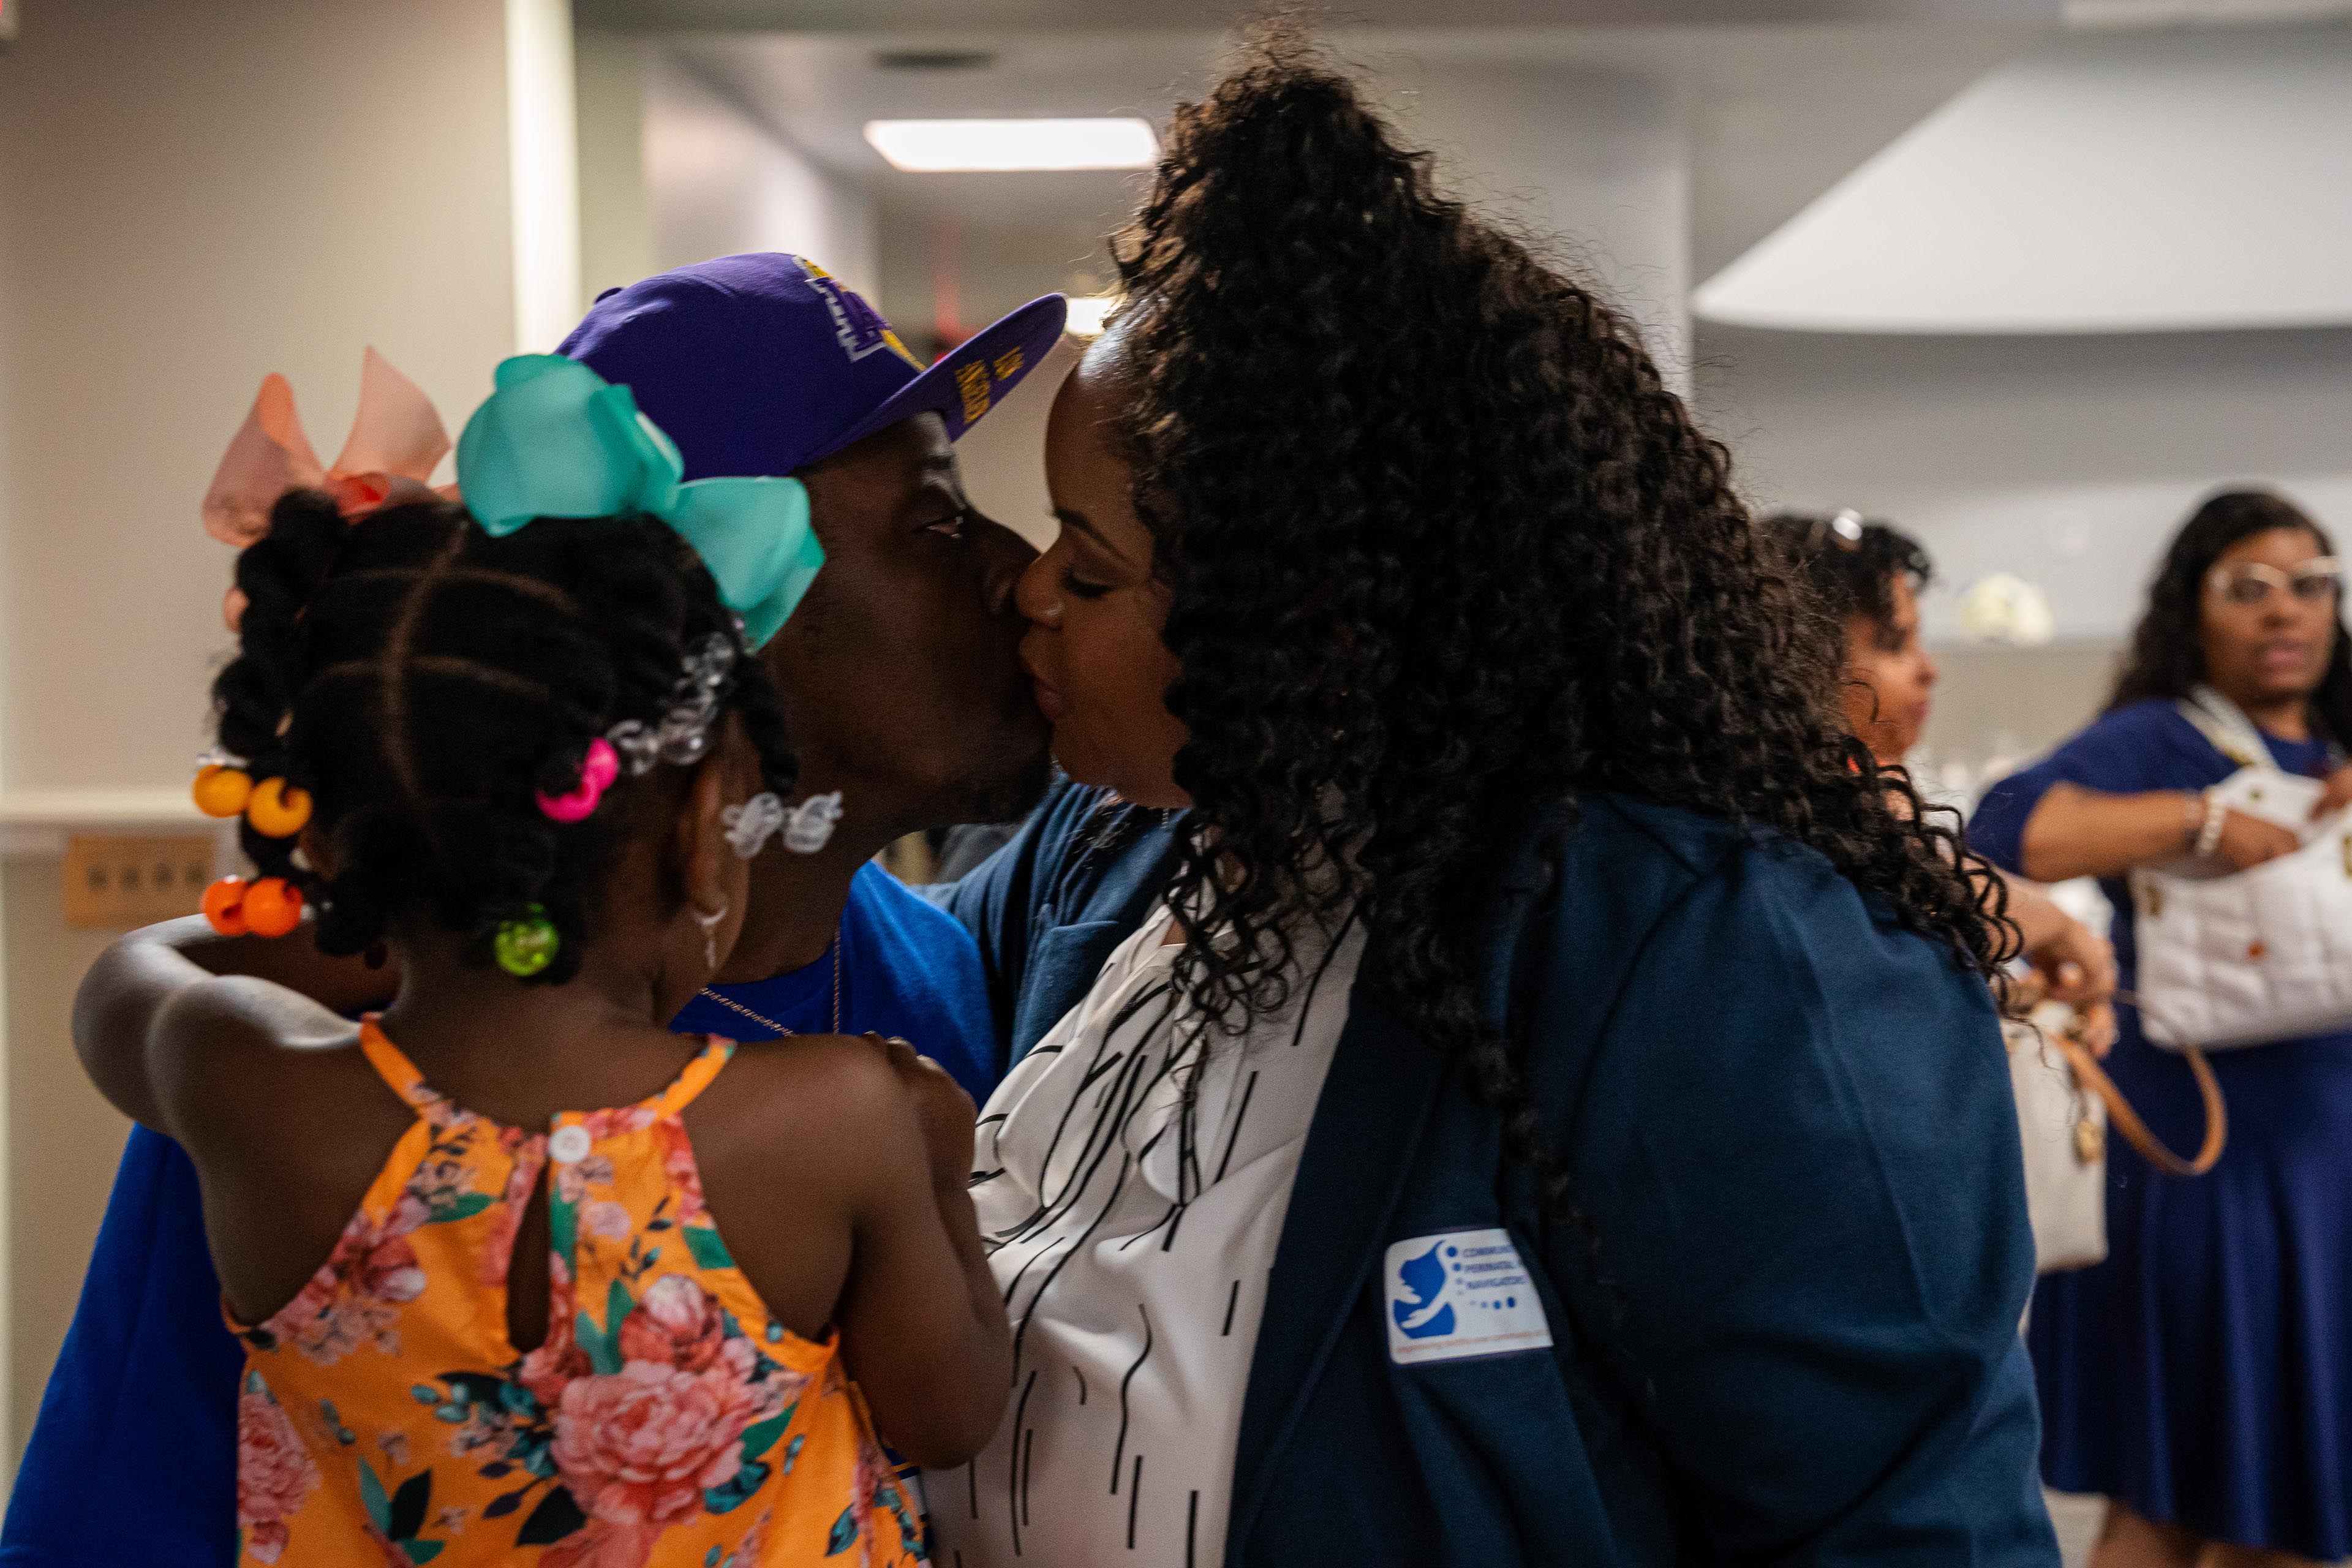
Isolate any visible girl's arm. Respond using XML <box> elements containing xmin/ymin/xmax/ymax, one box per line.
<box><xmin>692</xmin><ymin>1033</ymin><xmax>1012</xmax><ymax>1466</ymax></box>
<box><xmin>74</xmin><ymin>916</ymin><xmax>360</xmax><ymax>1133</ymax></box>
<box><xmin>2018</xmin><ymin>782</ymin><xmax>2301</xmax><ymax>881</ymax></box>
<box><xmin>829</xmin><ymin>1038</ymin><xmax>1013</xmax><ymax>1467</ymax></box>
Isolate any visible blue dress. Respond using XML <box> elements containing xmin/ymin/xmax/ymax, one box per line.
<box><xmin>1972</xmin><ymin>698</ymin><xmax>2352</xmax><ymax>1557</ymax></box>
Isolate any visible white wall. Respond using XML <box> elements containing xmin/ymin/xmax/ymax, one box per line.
<box><xmin>1395</xmin><ymin>62</ymin><xmax>1691</xmax><ymax>390</ymax></box>
<box><xmin>0</xmin><ymin>0</ymin><xmax>520</xmax><ymax>801</ymax></box>
<box><xmin>643</xmin><ymin>50</ymin><xmax>878</xmax><ymax>295</ymax></box>
<box><xmin>1698</xmin><ymin>324</ymin><xmax>2352</xmax><ymax>644</ymax></box>
<box><xmin>578</xmin><ymin>31</ymin><xmax>657</xmax><ymax>304</ymax></box>
<box><xmin>0</xmin><ymin>0</ymin><xmax>548</xmax><ymax>1476</ymax></box>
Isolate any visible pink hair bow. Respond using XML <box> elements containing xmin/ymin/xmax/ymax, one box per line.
<box><xmin>204</xmin><ymin>347</ymin><xmax>454</xmax><ymax>630</ymax></box>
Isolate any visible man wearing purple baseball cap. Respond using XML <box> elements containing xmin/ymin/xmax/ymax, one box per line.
<box><xmin>1</xmin><ymin>255</ymin><xmax>1066</xmax><ymax>1568</ymax></box>
<box><xmin>562</xmin><ymin>254</ymin><xmax>1066</xmax><ymax>1069</ymax></box>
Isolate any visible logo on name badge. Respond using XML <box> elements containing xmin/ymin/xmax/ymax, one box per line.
<box><xmin>1383</xmin><ymin>1227</ymin><xmax>1553</xmax><ymax>1366</ymax></box>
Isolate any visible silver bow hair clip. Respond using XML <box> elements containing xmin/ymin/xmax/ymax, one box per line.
<box><xmin>723</xmin><ymin>790</ymin><xmax>844</xmax><ymax>858</ymax></box>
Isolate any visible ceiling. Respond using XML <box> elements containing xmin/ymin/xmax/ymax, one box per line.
<box><xmin>1693</xmin><ymin>20</ymin><xmax>2352</xmax><ymax>330</ymax></box>
<box><xmin>633</xmin><ymin>0</ymin><xmax>2352</xmax><ymax>334</ymax></box>
<box><xmin>664</xmin><ymin>21</ymin><xmax>2048</xmax><ymax>297</ymax></box>
<box><xmin>587</xmin><ymin>0</ymin><xmax>2060</xmax><ymax>29</ymax></box>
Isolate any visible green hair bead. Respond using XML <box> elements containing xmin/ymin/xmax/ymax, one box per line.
<box><xmin>494</xmin><ymin>905</ymin><xmax>560</xmax><ymax>978</ymax></box>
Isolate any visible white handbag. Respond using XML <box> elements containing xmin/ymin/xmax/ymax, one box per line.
<box><xmin>2007</xmin><ymin>1006</ymin><xmax>2108</xmax><ymax>1273</ymax></box>
<box><xmin>2008</xmin><ymin>1000</ymin><xmax>2226</xmax><ymax>1274</ymax></box>
<box><xmin>2127</xmin><ymin>687</ymin><xmax>2352</xmax><ymax>1052</ymax></box>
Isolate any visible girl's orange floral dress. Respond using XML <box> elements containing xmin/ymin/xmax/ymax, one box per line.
<box><xmin>231</xmin><ymin>1020</ymin><xmax>924</xmax><ymax>1568</ymax></box>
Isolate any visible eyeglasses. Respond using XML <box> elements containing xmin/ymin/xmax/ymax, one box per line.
<box><xmin>2206</xmin><ymin>556</ymin><xmax>2344</xmax><ymax>608</ymax></box>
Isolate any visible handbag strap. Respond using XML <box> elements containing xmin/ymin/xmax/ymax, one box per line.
<box><xmin>2180</xmin><ymin>685</ymin><xmax>2281</xmax><ymax>772</ymax></box>
<box><xmin>2049</xmin><ymin>1000</ymin><xmax>2227</xmax><ymax>1178</ymax></box>
<box><xmin>2180</xmin><ymin>684</ymin><xmax>2349</xmax><ymax>773</ymax></box>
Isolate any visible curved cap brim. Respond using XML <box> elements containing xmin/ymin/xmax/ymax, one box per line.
<box><xmin>813</xmin><ymin>293</ymin><xmax>1069</xmax><ymax>462</ymax></box>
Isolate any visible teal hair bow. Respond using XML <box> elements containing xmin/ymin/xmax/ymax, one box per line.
<box><xmin>453</xmin><ymin>355</ymin><xmax>823</xmax><ymax>649</ymax></box>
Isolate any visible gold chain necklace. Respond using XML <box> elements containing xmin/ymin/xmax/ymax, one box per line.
<box><xmin>698</xmin><ymin>933</ymin><xmax>843</xmax><ymax>1036</ymax></box>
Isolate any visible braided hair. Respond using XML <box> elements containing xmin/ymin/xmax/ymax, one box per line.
<box><xmin>1104</xmin><ymin>34</ymin><xmax>2013</xmax><ymax>1251</ymax></box>
<box><xmin>213</xmin><ymin>490</ymin><xmax>797</xmax><ymax>984</ymax></box>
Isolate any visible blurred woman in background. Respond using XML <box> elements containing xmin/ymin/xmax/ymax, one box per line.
<box><xmin>1971</xmin><ymin>489</ymin><xmax>2352</xmax><ymax>1568</ymax></box>
<box><xmin>1762</xmin><ymin>510</ymin><xmax>2117</xmax><ymax>1042</ymax></box>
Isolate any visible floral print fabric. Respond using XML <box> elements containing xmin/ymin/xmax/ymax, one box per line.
<box><xmin>230</xmin><ymin>1020</ymin><xmax>922</xmax><ymax>1567</ymax></box>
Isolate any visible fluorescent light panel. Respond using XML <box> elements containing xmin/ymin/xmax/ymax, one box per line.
<box><xmin>864</xmin><ymin>118</ymin><xmax>1158</xmax><ymax>173</ymax></box>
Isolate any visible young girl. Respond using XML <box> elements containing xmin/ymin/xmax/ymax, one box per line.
<box><xmin>75</xmin><ymin>360</ymin><xmax>1010</xmax><ymax>1566</ymax></box>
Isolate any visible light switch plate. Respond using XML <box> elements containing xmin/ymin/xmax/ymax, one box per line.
<box><xmin>62</xmin><ymin>834</ymin><xmax>217</xmax><ymax>930</ymax></box>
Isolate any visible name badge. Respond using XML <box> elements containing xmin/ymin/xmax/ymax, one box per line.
<box><xmin>1383</xmin><ymin>1227</ymin><xmax>1554</xmax><ymax>1366</ymax></box>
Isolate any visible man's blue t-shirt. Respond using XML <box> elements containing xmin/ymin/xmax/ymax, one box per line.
<box><xmin>0</xmin><ymin>862</ymin><xmax>993</xmax><ymax>1568</ymax></box>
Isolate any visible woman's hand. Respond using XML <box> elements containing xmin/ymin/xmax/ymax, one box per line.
<box><xmin>2026</xmin><ymin>932</ymin><xmax>2119</xmax><ymax>1059</ymax></box>
<box><xmin>2213</xmin><ymin>808</ymin><xmax>2301</xmax><ymax>871</ymax></box>
<box><xmin>2313</xmin><ymin>763</ymin><xmax>2352</xmax><ymax>821</ymax></box>
<box><xmin>2000</xmin><ymin>877</ymin><xmax>2119</xmax><ymax>1057</ymax></box>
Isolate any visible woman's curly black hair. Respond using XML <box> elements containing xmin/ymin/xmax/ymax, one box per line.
<box><xmin>2107</xmin><ymin>488</ymin><xmax>2351</xmax><ymax>743</ymax></box>
<box><xmin>213</xmin><ymin>491</ymin><xmax>796</xmax><ymax>984</ymax></box>
<box><xmin>1104</xmin><ymin>32</ymin><xmax>2013</xmax><ymax>1240</ymax></box>
<box><xmin>1758</xmin><ymin>511</ymin><xmax>1934</xmax><ymax>637</ymax></box>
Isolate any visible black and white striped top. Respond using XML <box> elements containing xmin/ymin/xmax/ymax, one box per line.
<box><xmin>929</xmin><ymin>902</ymin><xmax>1365</xmax><ymax>1568</ymax></box>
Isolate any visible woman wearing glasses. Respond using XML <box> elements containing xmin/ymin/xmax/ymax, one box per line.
<box><xmin>1972</xmin><ymin>489</ymin><xmax>2352</xmax><ymax>1568</ymax></box>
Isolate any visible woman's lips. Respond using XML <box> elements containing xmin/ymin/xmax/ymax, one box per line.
<box><xmin>1026</xmin><ymin>668</ymin><xmax>1066</xmax><ymax>723</ymax></box>
<box><xmin>2260</xmin><ymin>641</ymin><xmax>2313</xmax><ymax>673</ymax></box>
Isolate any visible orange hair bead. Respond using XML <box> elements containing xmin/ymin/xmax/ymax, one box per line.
<box><xmin>244</xmin><ymin>778</ymin><xmax>312</xmax><ymax>839</ymax></box>
<box><xmin>191</xmin><ymin>765</ymin><xmax>252</xmax><ymax>818</ymax></box>
<box><xmin>241</xmin><ymin>877</ymin><xmax>304</xmax><ymax>938</ymax></box>
<box><xmin>201</xmin><ymin>876</ymin><xmax>250</xmax><ymax>937</ymax></box>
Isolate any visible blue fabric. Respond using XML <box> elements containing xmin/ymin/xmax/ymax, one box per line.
<box><xmin>670</xmin><ymin>862</ymin><xmax>998</xmax><ymax>1104</ymax></box>
<box><xmin>939</xmin><ymin>779</ymin><xmax>2056</xmax><ymax>1567</ymax></box>
<box><xmin>1973</xmin><ymin>698</ymin><xmax>2352</xmax><ymax>1557</ymax></box>
<box><xmin>0</xmin><ymin>861</ymin><xmax>993</xmax><ymax>1568</ymax></box>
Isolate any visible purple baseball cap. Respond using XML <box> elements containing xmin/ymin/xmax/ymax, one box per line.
<box><xmin>557</xmin><ymin>253</ymin><xmax>1066</xmax><ymax>482</ymax></box>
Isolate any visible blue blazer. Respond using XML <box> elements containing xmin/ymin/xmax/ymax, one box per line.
<box><xmin>939</xmin><ymin>781</ymin><xmax>2057</xmax><ymax>1567</ymax></box>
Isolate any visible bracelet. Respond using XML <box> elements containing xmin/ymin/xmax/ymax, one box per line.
<box><xmin>2193</xmin><ymin>790</ymin><xmax>2228</xmax><ymax>858</ymax></box>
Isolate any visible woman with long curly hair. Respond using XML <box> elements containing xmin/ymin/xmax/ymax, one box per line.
<box><xmin>1972</xmin><ymin>490</ymin><xmax>2352</xmax><ymax>1568</ymax></box>
<box><xmin>932</xmin><ymin>34</ymin><xmax>2056</xmax><ymax>1567</ymax></box>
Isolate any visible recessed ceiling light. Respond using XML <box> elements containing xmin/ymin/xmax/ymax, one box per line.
<box><xmin>863</xmin><ymin>118</ymin><xmax>1159</xmax><ymax>173</ymax></box>
<box><xmin>1065</xmin><ymin>296</ymin><xmax>1118</xmax><ymax>337</ymax></box>
<box><xmin>872</xmin><ymin>49</ymin><xmax>997</xmax><ymax>72</ymax></box>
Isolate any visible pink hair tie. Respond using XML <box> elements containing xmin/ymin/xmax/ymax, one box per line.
<box><xmin>537</xmin><ymin>738</ymin><xmax>619</xmax><ymax>823</ymax></box>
